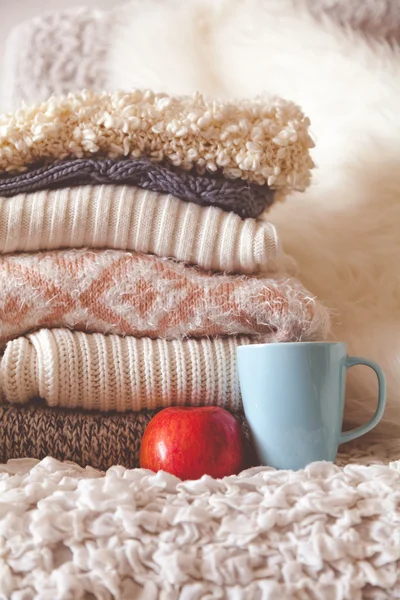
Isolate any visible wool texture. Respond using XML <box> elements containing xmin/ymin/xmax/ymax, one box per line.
<box><xmin>0</xmin><ymin>249</ymin><xmax>329</xmax><ymax>347</ymax></box>
<box><xmin>0</xmin><ymin>89</ymin><xmax>314</xmax><ymax>190</ymax></box>
<box><xmin>0</xmin><ymin>157</ymin><xmax>274</xmax><ymax>219</ymax></box>
<box><xmin>0</xmin><ymin>329</ymin><xmax>250</xmax><ymax>411</ymax></box>
<box><xmin>0</xmin><ymin>185</ymin><xmax>282</xmax><ymax>274</ymax></box>
<box><xmin>0</xmin><ymin>403</ymin><xmax>155</xmax><ymax>470</ymax></box>
<box><xmin>0</xmin><ymin>402</ymin><xmax>252</xmax><ymax>470</ymax></box>
<box><xmin>2</xmin><ymin>455</ymin><xmax>400</xmax><ymax>599</ymax></box>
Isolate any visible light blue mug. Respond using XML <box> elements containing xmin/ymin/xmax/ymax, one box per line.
<box><xmin>236</xmin><ymin>342</ymin><xmax>386</xmax><ymax>470</ymax></box>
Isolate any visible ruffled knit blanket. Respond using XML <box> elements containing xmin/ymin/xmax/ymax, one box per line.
<box><xmin>1</xmin><ymin>454</ymin><xmax>400</xmax><ymax>599</ymax></box>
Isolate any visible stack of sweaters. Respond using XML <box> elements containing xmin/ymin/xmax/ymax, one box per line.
<box><xmin>0</xmin><ymin>89</ymin><xmax>330</xmax><ymax>470</ymax></box>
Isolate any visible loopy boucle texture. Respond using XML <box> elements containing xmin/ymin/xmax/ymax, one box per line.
<box><xmin>0</xmin><ymin>89</ymin><xmax>315</xmax><ymax>190</ymax></box>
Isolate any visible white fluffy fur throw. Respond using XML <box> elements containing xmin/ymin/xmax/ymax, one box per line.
<box><xmin>104</xmin><ymin>0</ymin><xmax>400</xmax><ymax>435</ymax></box>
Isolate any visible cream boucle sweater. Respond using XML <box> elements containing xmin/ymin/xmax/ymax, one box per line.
<box><xmin>0</xmin><ymin>185</ymin><xmax>281</xmax><ymax>274</ymax></box>
<box><xmin>0</xmin><ymin>329</ymin><xmax>250</xmax><ymax>411</ymax></box>
<box><xmin>0</xmin><ymin>89</ymin><xmax>314</xmax><ymax>191</ymax></box>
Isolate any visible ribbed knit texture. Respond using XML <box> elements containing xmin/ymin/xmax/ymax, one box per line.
<box><xmin>0</xmin><ymin>89</ymin><xmax>314</xmax><ymax>190</ymax></box>
<box><xmin>0</xmin><ymin>249</ymin><xmax>330</xmax><ymax>347</ymax></box>
<box><xmin>0</xmin><ymin>403</ymin><xmax>251</xmax><ymax>470</ymax></box>
<box><xmin>0</xmin><ymin>185</ymin><xmax>281</xmax><ymax>274</ymax></box>
<box><xmin>0</xmin><ymin>330</ymin><xmax>250</xmax><ymax>411</ymax></box>
<box><xmin>0</xmin><ymin>158</ymin><xmax>274</xmax><ymax>219</ymax></box>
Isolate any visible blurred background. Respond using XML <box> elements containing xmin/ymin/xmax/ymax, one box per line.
<box><xmin>0</xmin><ymin>0</ymin><xmax>121</xmax><ymax>87</ymax></box>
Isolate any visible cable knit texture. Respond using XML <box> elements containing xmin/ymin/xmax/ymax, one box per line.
<box><xmin>0</xmin><ymin>330</ymin><xmax>250</xmax><ymax>411</ymax></box>
<box><xmin>0</xmin><ymin>185</ymin><xmax>282</xmax><ymax>274</ymax></box>
<box><xmin>0</xmin><ymin>157</ymin><xmax>275</xmax><ymax>218</ymax></box>
<box><xmin>0</xmin><ymin>89</ymin><xmax>314</xmax><ymax>190</ymax></box>
<box><xmin>0</xmin><ymin>249</ymin><xmax>329</xmax><ymax>347</ymax></box>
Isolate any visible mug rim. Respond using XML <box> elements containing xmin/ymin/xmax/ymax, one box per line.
<box><xmin>237</xmin><ymin>341</ymin><xmax>346</xmax><ymax>351</ymax></box>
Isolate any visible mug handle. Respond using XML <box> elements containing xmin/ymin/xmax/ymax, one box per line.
<box><xmin>339</xmin><ymin>356</ymin><xmax>386</xmax><ymax>444</ymax></box>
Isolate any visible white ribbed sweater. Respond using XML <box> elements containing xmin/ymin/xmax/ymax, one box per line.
<box><xmin>0</xmin><ymin>185</ymin><xmax>282</xmax><ymax>274</ymax></box>
<box><xmin>0</xmin><ymin>329</ymin><xmax>250</xmax><ymax>412</ymax></box>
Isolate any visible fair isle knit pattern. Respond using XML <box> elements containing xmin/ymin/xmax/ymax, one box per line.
<box><xmin>0</xmin><ymin>89</ymin><xmax>314</xmax><ymax>190</ymax></box>
<box><xmin>0</xmin><ymin>330</ymin><xmax>251</xmax><ymax>411</ymax></box>
<box><xmin>0</xmin><ymin>185</ymin><xmax>281</xmax><ymax>274</ymax></box>
<box><xmin>0</xmin><ymin>158</ymin><xmax>274</xmax><ymax>219</ymax></box>
<box><xmin>0</xmin><ymin>249</ymin><xmax>330</xmax><ymax>347</ymax></box>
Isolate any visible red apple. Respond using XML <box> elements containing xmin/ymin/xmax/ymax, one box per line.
<box><xmin>139</xmin><ymin>406</ymin><xmax>245</xmax><ymax>480</ymax></box>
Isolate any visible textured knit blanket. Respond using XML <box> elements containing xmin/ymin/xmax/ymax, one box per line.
<box><xmin>0</xmin><ymin>89</ymin><xmax>314</xmax><ymax>191</ymax></box>
<box><xmin>1</xmin><ymin>454</ymin><xmax>400</xmax><ymax>598</ymax></box>
<box><xmin>0</xmin><ymin>157</ymin><xmax>275</xmax><ymax>218</ymax></box>
<box><xmin>0</xmin><ymin>249</ymin><xmax>329</xmax><ymax>347</ymax></box>
<box><xmin>0</xmin><ymin>185</ymin><xmax>282</xmax><ymax>274</ymax></box>
<box><xmin>0</xmin><ymin>329</ymin><xmax>249</xmax><ymax>411</ymax></box>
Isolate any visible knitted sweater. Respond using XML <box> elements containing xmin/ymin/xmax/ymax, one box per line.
<box><xmin>0</xmin><ymin>249</ymin><xmax>330</xmax><ymax>346</ymax></box>
<box><xmin>0</xmin><ymin>185</ymin><xmax>282</xmax><ymax>274</ymax></box>
<box><xmin>0</xmin><ymin>403</ymin><xmax>156</xmax><ymax>471</ymax></box>
<box><xmin>0</xmin><ymin>329</ymin><xmax>250</xmax><ymax>411</ymax></box>
<box><xmin>0</xmin><ymin>89</ymin><xmax>314</xmax><ymax>190</ymax></box>
<box><xmin>0</xmin><ymin>403</ymin><xmax>250</xmax><ymax>471</ymax></box>
<box><xmin>0</xmin><ymin>157</ymin><xmax>274</xmax><ymax>219</ymax></box>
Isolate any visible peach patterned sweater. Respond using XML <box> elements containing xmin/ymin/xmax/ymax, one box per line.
<box><xmin>0</xmin><ymin>248</ymin><xmax>329</xmax><ymax>348</ymax></box>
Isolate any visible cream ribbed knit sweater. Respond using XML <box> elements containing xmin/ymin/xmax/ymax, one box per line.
<box><xmin>0</xmin><ymin>185</ymin><xmax>281</xmax><ymax>274</ymax></box>
<box><xmin>0</xmin><ymin>329</ymin><xmax>250</xmax><ymax>412</ymax></box>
